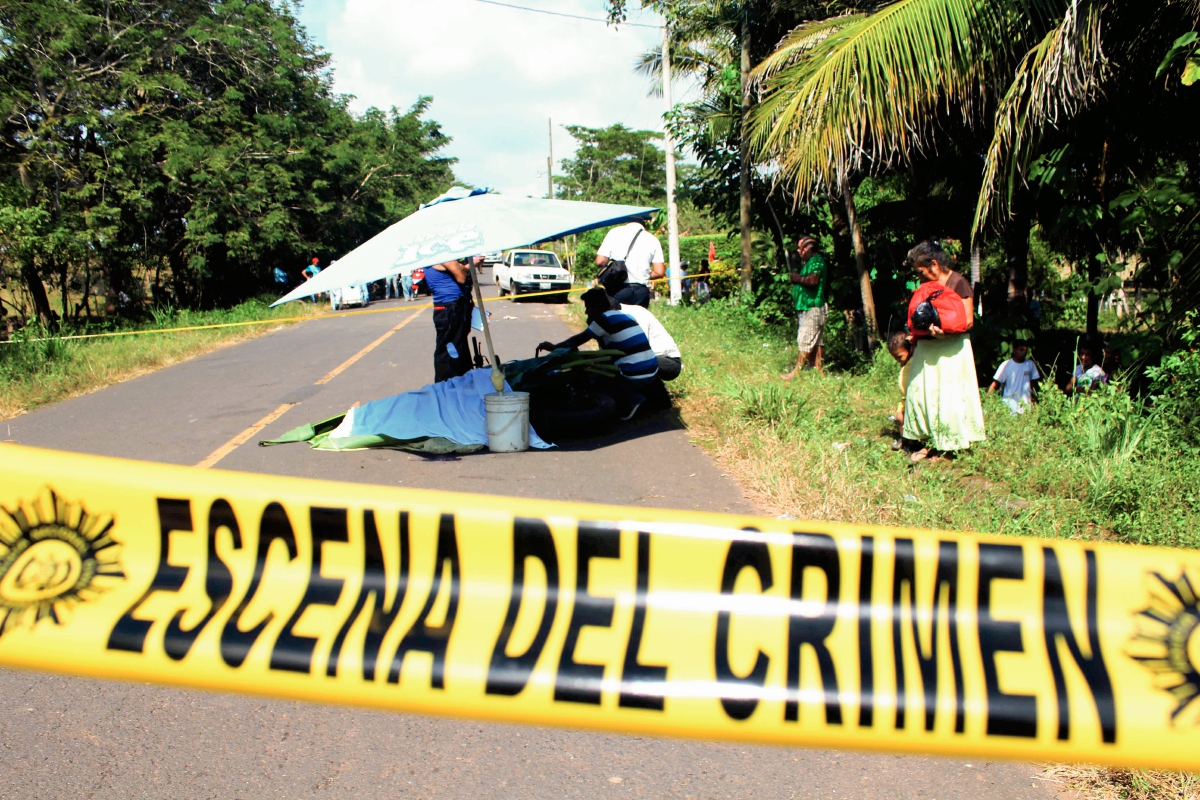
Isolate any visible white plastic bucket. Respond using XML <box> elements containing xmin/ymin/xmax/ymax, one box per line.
<box><xmin>484</xmin><ymin>391</ymin><xmax>531</xmax><ymax>453</ymax></box>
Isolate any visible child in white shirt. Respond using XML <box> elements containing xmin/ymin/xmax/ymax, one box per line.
<box><xmin>1068</xmin><ymin>347</ymin><xmax>1106</xmax><ymax>394</ymax></box>
<box><xmin>989</xmin><ymin>341</ymin><xmax>1040</xmax><ymax>413</ymax></box>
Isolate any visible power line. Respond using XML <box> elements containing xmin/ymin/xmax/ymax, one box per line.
<box><xmin>475</xmin><ymin>0</ymin><xmax>660</xmax><ymax>29</ymax></box>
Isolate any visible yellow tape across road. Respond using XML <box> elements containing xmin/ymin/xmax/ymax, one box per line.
<box><xmin>0</xmin><ymin>273</ymin><xmax>719</xmax><ymax>344</ymax></box>
<box><xmin>9</xmin><ymin>442</ymin><xmax>1186</xmax><ymax>769</ymax></box>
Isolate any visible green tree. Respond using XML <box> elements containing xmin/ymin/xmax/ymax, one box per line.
<box><xmin>0</xmin><ymin>0</ymin><xmax>455</xmax><ymax>325</ymax></box>
<box><xmin>554</xmin><ymin>123</ymin><xmax>667</xmax><ymax>206</ymax></box>
<box><xmin>750</xmin><ymin>0</ymin><xmax>1200</xmax><ymax>337</ymax></box>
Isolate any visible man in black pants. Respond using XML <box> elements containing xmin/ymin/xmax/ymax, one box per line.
<box><xmin>425</xmin><ymin>256</ymin><xmax>478</xmax><ymax>382</ymax></box>
<box><xmin>594</xmin><ymin>221</ymin><xmax>665</xmax><ymax>308</ymax></box>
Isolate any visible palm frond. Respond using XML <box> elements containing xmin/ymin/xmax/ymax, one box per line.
<box><xmin>751</xmin><ymin>15</ymin><xmax>865</xmax><ymax>86</ymax></box>
<box><xmin>973</xmin><ymin>0</ymin><xmax>1108</xmax><ymax>234</ymax></box>
<box><xmin>636</xmin><ymin>42</ymin><xmax>726</xmax><ymax>97</ymax></box>
<box><xmin>750</xmin><ymin>0</ymin><xmax>1063</xmax><ymax>203</ymax></box>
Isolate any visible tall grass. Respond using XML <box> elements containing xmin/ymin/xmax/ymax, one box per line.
<box><xmin>654</xmin><ymin>298</ymin><xmax>1200</xmax><ymax>550</ymax></box>
<box><xmin>1</xmin><ymin>297</ymin><xmax>316</xmax><ymax>420</ymax></box>
<box><xmin>562</xmin><ymin>295</ymin><xmax>1199</xmax><ymax>797</ymax></box>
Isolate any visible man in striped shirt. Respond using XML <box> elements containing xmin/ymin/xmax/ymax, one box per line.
<box><xmin>539</xmin><ymin>288</ymin><xmax>662</xmax><ymax>419</ymax></box>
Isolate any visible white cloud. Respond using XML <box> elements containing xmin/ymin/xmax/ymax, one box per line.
<box><xmin>298</xmin><ymin>0</ymin><xmax>685</xmax><ymax>198</ymax></box>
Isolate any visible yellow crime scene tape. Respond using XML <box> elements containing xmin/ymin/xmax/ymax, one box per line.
<box><xmin>9</xmin><ymin>441</ymin><xmax>1193</xmax><ymax>769</ymax></box>
<box><xmin>0</xmin><ymin>274</ymin><xmax>718</xmax><ymax>345</ymax></box>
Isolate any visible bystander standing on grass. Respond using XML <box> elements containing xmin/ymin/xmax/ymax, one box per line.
<box><xmin>1069</xmin><ymin>346</ymin><xmax>1107</xmax><ymax>394</ymax></box>
<box><xmin>885</xmin><ymin>331</ymin><xmax>918</xmax><ymax>452</ymax></box>
<box><xmin>900</xmin><ymin>240</ymin><xmax>985</xmax><ymax>462</ymax></box>
<box><xmin>781</xmin><ymin>236</ymin><xmax>829</xmax><ymax>378</ymax></box>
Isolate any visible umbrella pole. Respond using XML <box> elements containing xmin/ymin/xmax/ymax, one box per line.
<box><xmin>471</xmin><ymin>261</ymin><xmax>505</xmax><ymax>393</ymax></box>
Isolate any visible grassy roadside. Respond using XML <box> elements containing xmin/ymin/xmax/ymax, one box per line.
<box><xmin>658</xmin><ymin>300</ymin><xmax>1199</xmax><ymax>799</ymax></box>
<box><xmin>652</xmin><ymin>299</ymin><xmax>1199</xmax><ymax>549</ymax></box>
<box><xmin>563</xmin><ymin>297</ymin><xmax>1199</xmax><ymax>799</ymax></box>
<box><xmin>0</xmin><ymin>298</ymin><xmax>319</xmax><ymax>421</ymax></box>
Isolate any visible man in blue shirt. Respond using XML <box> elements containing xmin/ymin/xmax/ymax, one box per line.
<box><xmin>539</xmin><ymin>287</ymin><xmax>665</xmax><ymax>420</ymax></box>
<box><xmin>426</xmin><ymin>255</ymin><xmax>478</xmax><ymax>382</ymax></box>
<box><xmin>300</xmin><ymin>257</ymin><xmax>322</xmax><ymax>304</ymax></box>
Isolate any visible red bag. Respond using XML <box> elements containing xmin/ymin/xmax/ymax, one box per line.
<box><xmin>907</xmin><ymin>281</ymin><xmax>969</xmax><ymax>338</ymax></box>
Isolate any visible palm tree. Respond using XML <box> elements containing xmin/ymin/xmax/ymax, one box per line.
<box><xmin>623</xmin><ymin>0</ymin><xmax>880</xmax><ymax>298</ymax></box>
<box><xmin>750</xmin><ymin>0</ymin><xmax>1200</xmax><ymax>336</ymax></box>
<box><xmin>620</xmin><ymin>0</ymin><xmax>785</xmax><ymax>291</ymax></box>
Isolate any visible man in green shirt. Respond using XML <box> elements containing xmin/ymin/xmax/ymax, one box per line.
<box><xmin>782</xmin><ymin>236</ymin><xmax>829</xmax><ymax>378</ymax></box>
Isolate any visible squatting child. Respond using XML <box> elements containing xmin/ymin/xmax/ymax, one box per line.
<box><xmin>886</xmin><ymin>331</ymin><xmax>917</xmax><ymax>451</ymax></box>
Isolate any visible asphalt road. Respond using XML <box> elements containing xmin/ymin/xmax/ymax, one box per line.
<box><xmin>0</xmin><ymin>276</ymin><xmax>1067</xmax><ymax>799</ymax></box>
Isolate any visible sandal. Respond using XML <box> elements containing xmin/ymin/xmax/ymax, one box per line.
<box><xmin>780</xmin><ymin>371</ymin><xmax>797</xmax><ymax>381</ymax></box>
<box><xmin>909</xmin><ymin>448</ymin><xmax>930</xmax><ymax>463</ymax></box>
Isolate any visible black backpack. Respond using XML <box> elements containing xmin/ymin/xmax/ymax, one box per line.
<box><xmin>910</xmin><ymin>289</ymin><xmax>943</xmax><ymax>332</ymax></box>
<box><xmin>597</xmin><ymin>228</ymin><xmax>642</xmax><ymax>294</ymax></box>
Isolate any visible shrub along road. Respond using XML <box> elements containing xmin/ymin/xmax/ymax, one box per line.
<box><xmin>0</xmin><ymin>280</ymin><xmax>1063</xmax><ymax>799</ymax></box>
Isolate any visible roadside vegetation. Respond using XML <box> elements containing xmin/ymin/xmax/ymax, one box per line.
<box><xmin>0</xmin><ymin>297</ymin><xmax>315</xmax><ymax>421</ymax></box>
<box><xmin>0</xmin><ymin>1</ymin><xmax>452</xmax><ymax>331</ymax></box>
<box><xmin>658</xmin><ymin>298</ymin><xmax>1200</xmax><ymax>548</ymax></box>
<box><xmin>645</xmin><ymin>295</ymin><xmax>1200</xmax><ymax>798</ymax></box>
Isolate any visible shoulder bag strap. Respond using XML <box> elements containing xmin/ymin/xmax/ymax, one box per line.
<box><xmin>622</xmin><ymin>228</ymin><xmax>643</xmax><ymax>261</ymax></box>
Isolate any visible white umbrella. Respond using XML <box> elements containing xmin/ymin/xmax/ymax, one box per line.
<box><xmin>272</xmin><ymin>187</ymin><xmax>657</xmax><ymax>306</ymax></box>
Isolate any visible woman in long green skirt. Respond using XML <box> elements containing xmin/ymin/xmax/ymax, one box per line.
<box><xmin>901</xmin><ymin>241</ymin><xmax>986</xmax><ymax>460</ymax></box>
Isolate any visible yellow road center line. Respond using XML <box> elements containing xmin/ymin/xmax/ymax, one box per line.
<box><xmin>195</xmin><ymin>308</ymin><xmax>424</xmax><ymax>469</ymax></box>
<box><xmin>195</xmin><ymin>403</ymin><xmax>297</xmax><ymax>469</ymax></box>
<box><xmin>315</xmin><ymin>308</ymin><xmax>423</xmax><ymax>385</ymax></box>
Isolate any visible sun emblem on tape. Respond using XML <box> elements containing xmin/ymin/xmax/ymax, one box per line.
<box><xmin>0</xmin><ymin>488</ymin><xmax>124</xmax><ymax>635</ymax></box>
<box><xmin>1128</xmin><ymin>570</ymin><xmax>1200</xmax><ymax>725</ymax></box>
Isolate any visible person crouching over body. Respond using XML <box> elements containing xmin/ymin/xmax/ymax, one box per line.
<box><xmin>538</xmin><ymin>288</ymin><xmax>665</xmax><ymax>420</ymax></box>
<box><xmin>618</xmin><ymin>301</ymin><xmax>682</xmax><ymax>383</ymax></box>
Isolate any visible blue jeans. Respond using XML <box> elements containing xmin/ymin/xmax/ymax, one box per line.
<box><xmin>386</xmin><ymin>276</ymin><xmax>399</xmax><ymax>298</ymax></box>
<box><xmin>402</xmin><ymin>274</ymin><xmax>414</xmax><ymax>300</ymax></box>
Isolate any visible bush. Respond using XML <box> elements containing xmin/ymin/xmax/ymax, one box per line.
<box><xmin>1146</xmin><ymin>311</ymin><xmax>1200</xmax><ymax>448</ymax></box>
<box><xmin>706</xmin><ymin>258</ymin><xmax>740</xmax><ymax>298</ymax></box>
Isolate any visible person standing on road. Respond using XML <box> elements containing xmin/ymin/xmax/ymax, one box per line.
<box><xmin>595</xmin><ymin>221</ymin><xmax>665</xmax><ymax>308</ymax></box>
<box><xmin>782</xmin><ymin>236</ymin><xmax>828</xmax><ymax>378</ymax></box>
<box><xmin>401</xmin><ymin>267</ymin><xmax>416</xmax><ymax>301</ymax></box>
<box><xmin>426</xmin><ymin>256</ymin><xmax>478</xmax><ymax>382</ymax></box>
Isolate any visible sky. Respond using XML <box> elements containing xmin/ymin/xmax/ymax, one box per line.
<box><xmin>295</xmin><ymin>0</ymin><xmax>690</xmax><ymax>199</ymax></box>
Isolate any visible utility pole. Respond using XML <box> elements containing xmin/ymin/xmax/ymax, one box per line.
<box><xmin>547</xmin><ymin>117</ymin><xmax>554</xmax><ymax>200</ymax></box>
<box><xmin>662</xmin><ymin>24</ymin><xmax>682</xmax><ymax>305</ymax></box>
<box><xmin>738</xmin><ymin>6</ymin><xmax>753</xmax><ymax>293</ymax></box>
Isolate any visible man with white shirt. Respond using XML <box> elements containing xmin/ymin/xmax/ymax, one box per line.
<box><xmin>620</xmin><ymin>302</ymin><xmax>682</xmax><ymax>382</ymax></box>
<box><xmin>595</xmin><ymin>221</ymin><xmax>665</xmax><ymax>308</ymax></box>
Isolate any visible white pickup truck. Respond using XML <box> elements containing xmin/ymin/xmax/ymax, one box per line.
<box><xmin>329</xmin><ymin>284</ymin><xmax>369</xmax><ymax>311</ymax></box>
<box><xmin>494</xmin><ymin>249</ymin><xmax>573</xmax><ymax>302</ymax></box>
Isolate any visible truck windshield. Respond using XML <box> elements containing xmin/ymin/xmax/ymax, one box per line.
<box><xmin>513</xmin><ymin>253</ymin><xmax>561</xmax><ymax>267</ymax></box>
